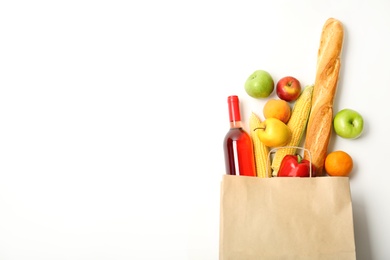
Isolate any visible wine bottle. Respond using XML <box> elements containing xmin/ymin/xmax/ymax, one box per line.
<box><xmin>223</xmin><ymin>95</ymin><xmax>256</xmax><ymax>176</ymax></box>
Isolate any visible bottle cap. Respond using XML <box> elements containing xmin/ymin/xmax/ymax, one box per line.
<box><xmin>227</xmin><ymin>95</ymin><xmax>241</xmax><ymax>122</ymax></box>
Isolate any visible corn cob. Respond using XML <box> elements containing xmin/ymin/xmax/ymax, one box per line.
<box><xmin>249</xmin><ymin>112</ymin><xmax>271</xmax><ymax>178</ymax></box>
<box><xmin>271</xmin><ymin>85</ymin><xmax>314</xmax><ymax>176</ymax></box>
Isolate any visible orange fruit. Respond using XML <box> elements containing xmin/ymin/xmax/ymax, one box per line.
<box><xmin>263</xmin><ymin>99</ymin><xmax>291</xmax><ymax>123</ymax></box>
<box><xmin>324</xmin><ymin>150</ymin><xmax>353</xmax><ymax>176</ymax></box>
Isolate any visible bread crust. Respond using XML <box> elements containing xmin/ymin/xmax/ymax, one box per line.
<box><xmin>304</xmin><ymin>18</ymin><xmax>344</xmax><ymax>175</ymax></box>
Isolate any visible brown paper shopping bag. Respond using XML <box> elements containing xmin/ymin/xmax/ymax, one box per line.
<box><xmin>219</xmin><ymin>175</ymin><xmax>356</xmax><ymax>260</ymax></box>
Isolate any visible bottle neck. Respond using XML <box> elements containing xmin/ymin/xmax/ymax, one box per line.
<box><xmin>227</xmin><ymin>95</ymin><xmax>243</xmax><ymax>129</ymax></box>
<box><xmin>229</xmin><ymin>120</ymin><xmax>243</xmax><ymax>129</ymax></box>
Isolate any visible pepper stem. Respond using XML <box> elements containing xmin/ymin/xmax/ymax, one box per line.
<box><xmin>297</xmin><ymin>154</ymin><xmax>303</xmax><ymax>164</ymax></box>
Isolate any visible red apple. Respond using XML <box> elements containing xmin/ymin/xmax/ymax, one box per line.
<box><xmin>276</xmin><ymin>76</ymin><xmax>301</xmax><ymax>102</ymax></box>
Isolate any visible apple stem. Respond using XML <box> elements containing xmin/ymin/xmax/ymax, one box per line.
<box><xmin>253</xmin><ymin>127</ymin><xmax>265</xmax><ymax>131</ymax></box>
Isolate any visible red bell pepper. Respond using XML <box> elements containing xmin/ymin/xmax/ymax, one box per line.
<box><xmin>277</xmin><ymin>154</ymin><xmax>316</xmax><ymax>177</ymax></box>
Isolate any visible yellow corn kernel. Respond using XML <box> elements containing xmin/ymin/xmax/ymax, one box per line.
<box><xmin>249</xmin><ymin>112</ymin><xmax>271</xmax><ymax>178</ymax></box>
<box><xmin>271</xmin><ymin>85</ymin><xmax>314</xmax><ymax>176</ymax></box>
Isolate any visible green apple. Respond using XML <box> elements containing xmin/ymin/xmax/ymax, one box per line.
<box><xmin>254</xmin><ymin>118</ymin><xmax>291</xmax><ymax>147</ymax></box>
<box><xmin>333</xmin><ymin>109</ymin><xmax>364</xmax><ymax>139</ymax></box>
<box><xmin>244</xmin><ymin>70</ymin><xmax>274</xmax><ymax>98</ymax></box>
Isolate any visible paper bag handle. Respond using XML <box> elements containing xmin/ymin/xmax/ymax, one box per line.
<box><xmin>267</xmin><ymin>146</ymin><xmax>314</xmax><ymax>178</ymax></box>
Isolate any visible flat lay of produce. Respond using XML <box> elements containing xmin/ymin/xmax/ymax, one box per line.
<box><xmin>224</xmin><ymin>18</ymin><xmax>364</xmax><ymax>178</ymax></box>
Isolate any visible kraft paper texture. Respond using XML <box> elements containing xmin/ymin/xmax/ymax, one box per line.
<box><xmin>219</xmin><ymin>175</ymin><xmax>356</xmax><ymax>260</ymax></box>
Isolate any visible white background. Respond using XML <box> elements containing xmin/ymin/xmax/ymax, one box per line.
<box><xmin>1</xmin><ymin>0</ymin><xmax>389</xmax><ymax>259</ymax></box>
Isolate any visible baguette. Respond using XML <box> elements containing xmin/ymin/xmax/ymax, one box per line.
<box><xmin>303</xmin><ymin>18</ymin><xmax>344</xmax><ymax>176</ymax></box>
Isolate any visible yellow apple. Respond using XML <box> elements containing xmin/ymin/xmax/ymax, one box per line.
<box><xmin>254</xmin><ymin>118</ymin><xmax>292</xmax><ymax>147</ymax></box>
